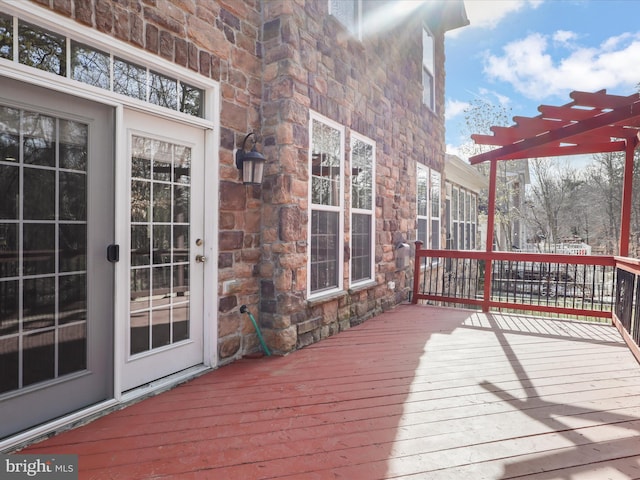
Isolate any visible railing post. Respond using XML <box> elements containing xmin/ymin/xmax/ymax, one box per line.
<box><xmin>412</xmin><ymin>240</ymin><xmax>423</xmax><ymax>304</ymax></box>
<box><xmin>483</xmin><ymin>159</ymin><xmax>498</xmax><ymax>312</ymax></box>
<box><xmin>619</xmin><ymin>139</ymin><xmax>637</xmax><ymax>257</ymax></box>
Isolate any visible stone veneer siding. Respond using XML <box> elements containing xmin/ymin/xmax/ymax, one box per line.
<box><xmin>257</xmin><ymin>1</ymin><xmax>447</xmax><ymax>354</ymax></box>
<box><xmin>29</xmin><ymin>0</ymin><xmax>447</xmax><ymax>363</ymax></box>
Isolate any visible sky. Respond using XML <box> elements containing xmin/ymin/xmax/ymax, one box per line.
<box><xmin>444</xmin><ymin>0</ymin><xmax>640</xmax><ymax>163</ymax></box>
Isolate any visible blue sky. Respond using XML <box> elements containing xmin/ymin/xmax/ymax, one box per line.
<box><xmin>444</xmin><ymin>0</ymin><xmax>640</xmax><ymax>160</ymax></box>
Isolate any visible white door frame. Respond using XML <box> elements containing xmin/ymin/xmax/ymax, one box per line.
<box><xmin>113</xmin><ymin>108</ymin><xmax>219</xmax><ymax>399</ymax></box>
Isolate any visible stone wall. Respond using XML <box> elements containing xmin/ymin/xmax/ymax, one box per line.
<box><xmin>30</xmin><ymin>0</ymin><xmax>448</xmax><ymax>363</ymax></box>
<box><xmin>258</xmin><ymin>1</ymin><xmax>447</xmax><ymax>353</ymax></box>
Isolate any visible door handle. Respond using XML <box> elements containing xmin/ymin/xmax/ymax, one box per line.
<box><xmin>107</xmin><ymin>244</ymin><xmax>120</xmax><ymax>262</ymax></box>
<box><xmin>195</xmin><ymin>254</ymin><xmax>207</xmax><ymax>263</ymax></box>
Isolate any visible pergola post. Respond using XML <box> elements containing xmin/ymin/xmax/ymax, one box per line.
<box><xmin>482</xmin><ymin>159</ymin><xmax>498</xmax><ymax>312</ymax></box>
<box><xmin>619</xmin><ymin>138</ymin><xmax>638</xmax><ymax>257</ymax></box>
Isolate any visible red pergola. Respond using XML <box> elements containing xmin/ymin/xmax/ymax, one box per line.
<box><xmin>468</xmin><ymin>89</ymin><xmax>640</xmax><ymax>257</ymax></box>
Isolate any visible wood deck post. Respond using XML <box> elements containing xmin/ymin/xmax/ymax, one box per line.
<box><xmin>412</xmin><ymin>240</ymin><xmax>423</xmax><ymax>304</ymax></box>
<box><xmin>619</xmin><ymin>138</ymin><xmax>638</xmax><ymax>257</ymax></box>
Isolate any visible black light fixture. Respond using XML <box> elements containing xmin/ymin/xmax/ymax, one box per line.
<box><xmin>235</xmin><ymin>132</ymin><xmax>266</xmax><ymax>185</ymax></box>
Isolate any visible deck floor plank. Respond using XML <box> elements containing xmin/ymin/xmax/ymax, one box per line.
<box><xmin>21</xmin><ymin>305</ymin><xmax>640</xmax><ymax>479</ymax></box>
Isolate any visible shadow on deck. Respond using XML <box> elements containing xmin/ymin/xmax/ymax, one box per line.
<box><xmin>22</xmin><ymin>304</ymin><xmax>640</xmax><ymax>479</ymax></box>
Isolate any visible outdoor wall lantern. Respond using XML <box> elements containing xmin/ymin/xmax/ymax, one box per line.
<box><xmin>235</xmin><ymin>132</ymin><xmax>266</xmax><ymax>185</ymax></box>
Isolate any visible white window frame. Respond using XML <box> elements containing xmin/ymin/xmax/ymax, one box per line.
<box><xmin>416</xmin><ymin>163</ymin><xmax>429</xmax><ymax>248</ymax></box>
<box><xmin>422</xmin><ymin>27</ymin><xmax>435</xmax><ymax>111</ymax></box>
<box><xmin>430</xmin><ymin>169</ymin><xmax>441</xmax><ymax>249</ymax></box>
<box><xmin>449</xmin><ymin>183</ymin><xmax>479</xmax><ymax>251</ymax></box>
<box><xmin>349</xmin><ymin>132</ymin><xmax>375</xmax><ymax>287</ymax></box>
<box><xmin>328</xmin><ymin>0</ymin><xmax>362</xmax><ymax>39</ymax></box>
<box><xmin>308</xmin><ymin>111</ymin><xmax>345</xmax><ymax>298</ymax></box>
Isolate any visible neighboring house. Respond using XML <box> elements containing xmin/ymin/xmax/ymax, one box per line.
<box><xmin>443</xmin><ymin>153</ymin><xmax>487</xmax><ymax>250</ymax></box>
<box><xmin>0</xmin><ymin>0</ymin><xmax>468</xmax><ymax>445</ymax></box>
<box><xmin>482</xmin><ymin>159</ymin><xmax>531</xmax><ymax>251</ymax></box>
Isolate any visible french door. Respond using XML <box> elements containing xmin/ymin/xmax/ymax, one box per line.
<box><xmin>0</xmin><ymin>77</ymin><xmax>114</xmax><ymax>439</ymax></box>
<box><xmin>120</xmin><ymin>110</ymin><xmax>205</xmax><ymax>391</ymax></box>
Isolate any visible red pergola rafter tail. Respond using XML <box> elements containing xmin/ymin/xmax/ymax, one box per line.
<box><xmin>469</xmin><ymin>89</ymin><xmax>640</xmax><ymax>165</ymax></box>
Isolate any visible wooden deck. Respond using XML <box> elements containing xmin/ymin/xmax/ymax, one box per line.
<box><xmin>23</xmin><ymin>304</ymin><xmax>640</xmax><ymax>479</ymax></box>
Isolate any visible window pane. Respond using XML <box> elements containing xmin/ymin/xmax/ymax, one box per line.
<box><xmin>23</xmin><ymin>112</ymin><xmax>56</xmax><ymax>167</ymax></box>
<box><xmin>150</xmin><ymin>71</ymin><xmax>178</xmax><ymax>110</ymax></box>
<box><xmin>0</xmin><ymin>164</ymin><xmax>19</xmax><ymax>219</ymax></box>
<box><xmin>422</xmin><ymin>69</ymin><xmax>434</xmax><ymax>109</ymax></box>
<box><xmin>23</xmin><ymin>168</ymin><xmax>55</xmax><ymax>220</ymax></box>
<box><xmin>114</xmin><ymin>57</ymin><xmax>147</xmax><ymax>101</ymax></box>
<box><xmin>465</xmin><ymin>192</ymin><xmax>471</xmax><ymax>222</ymax></box>
<box><xmin>59</xmin><ymin>119</ymin><xmax>88</xmax><ymax>171</ymax></box>
<box><xmin>452</xmin><ymin>188</ymin><xmax>458</xmax><ymax>221</ymax></box>
<box><xmin>311</xmin><ymin>119</ymin><xmax>341</xmax><ymax>206</ymax></box>
<box><xmin>71</xmin><ymin>41</ymin><xmax>110</xmax><ymax>90</ymax></box>
<box><xmin>351</xmin><ymin>139</ymin><xmax>373</xmax><ymax>210</ymax></box>
<box><xmin>310</xmin><ymin>210</ymin><xmax>339</xmax><ymax>292</ymax></box>
<box><xmin>417</xmin><ymin>218</ymin><xmax>428</xmax><ymax>246</ymax></box>
<box><xmin>59</xmin><ymin>171</ymin><xmax>87</xmax><ymax>221</ymax></box>
<box><xmin>431</xmin><ymin>171</ymin><xmax>440</xmax><ymax>217</ymax></box>
<box><xmin>422</xmin><ymin>29</ymin><xmax>435</xmax><ymax>109</ymax></box>
<box><xmin>351</xmin><ymin>213</ymin><xmax>371</xmax><ymax>282</ymax></box>
<box><xmin>23</xmin><ymin>330</ymin><xmax>55</xmax><ymax>386</ymax></box>
<box><xmin>432</xmin><ymin>219</ymin><xmax>440</xmax><ymax>249</ymax></box>
<box><xmin>417</xmin><ymin>167</ymin><xmax>428</xmax><ymax>217</ymax></box>
<box><xmin>0</xmin><ymin>13</ymin><xmax>12</xmax><ymax>60</ymax></box>
<box><xmin>330</xmin><ymin>0</ymin><xmax>357</xmax><ymax>33</ymax></box>
<box><xmin>0</xmin><ymin>280</ymin><xmax>18</xmax><ymax>336</ymax></box>
<box><xmin>180</xmin><ymin>82</ymin><xmax>204</xmax><ymax>117</ymax></box>
<box><xmin>18</xmin><ymin>21</ymin><xmax>65</xmax><ymax>76</ymax></box>
<box><xmin>59</xmin><ymin>223</ymin><xmax>86</xmax><ymax>272</ymax></box>
<box><xmin>423</xmin><ymin>29</ymin><xmax>434</xmax><ymax>73</ymax></box>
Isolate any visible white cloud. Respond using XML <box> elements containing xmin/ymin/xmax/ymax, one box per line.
<box><xmin>553</xmin><ymin>30</ymin><xmax>578</xmax><ymax>46</ymax></box>
<box><xmin>483</xmin><ymin>31</ymin><xmax>640</xmax><ymax>99</ymax></box>
<box><xmin>445</xmin><ymin>99</ymin><xmax>470</xmax><ymax>121</ymax></box>
<box><xmin>448</xmin><ymin>0</ymin><xmax>543</xmax><ymax>37</ymax></box>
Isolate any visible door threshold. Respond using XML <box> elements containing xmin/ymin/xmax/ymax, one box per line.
<box><xmin>120</xmin><ymin>365</ymin><xmax>211</xmax><ymax>403</ymax></box>
<box><xmin>2</xmin><ymin>365</ymin><xmax>212</xmax><ymax>454</ymax></box>
<box><xmin>1</xmin><ymin>399</ymin><xmax>120</xmax><ymax>454</ymax></box>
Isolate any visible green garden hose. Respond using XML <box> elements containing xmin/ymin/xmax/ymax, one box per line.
<box><xmin>240</xmin><ymin>305</ymin><xmax>271</xmax><ymax>356</ymax></box>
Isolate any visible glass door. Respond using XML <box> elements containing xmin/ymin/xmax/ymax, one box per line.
<box><xmin>0</xmin><ymin>76</ymin><xmax>114</xmax><ymax>439</ymax></box>
<box><xmin>121</xmin><ymin>110</ymin><xmax>204</xmax><ymax>391</ymax></box>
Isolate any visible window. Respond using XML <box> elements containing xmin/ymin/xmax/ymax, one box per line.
<box><xmin>309</xmin><ymin>114</ymin><xmax>344</xmax><ymax>296</ymax></box>
<box><xmin>329</xmin><ymin>0</ymin><xmax>361</xmax><ymax>38</ymax></box>
<box><xmin>417</xmin><ymin>164</ymin><xmax>429</xmax><ymax>247</ymax></box>
<box><xmin>447</xmin><ymin>182</ymin><xmax>479</xmax><ymax>250</ymax></box>
<box><xmin>350</xmin><ymin>134</ymin><xmax>375</xmax><ymax>285</ymax></box>
<box><xmin>431</xmin><ymin>170</ymin><xmax>441</xmax><ymax>249</ymax></box>
<box><xmin>0</xmin><ymin>15</ymin><xmax>204</xmax><ymax>118</ymax></box>
<box><xmin>422</xmin><ymin>28</ymin><xmax>435</xmax><ymax>110</ymax></box>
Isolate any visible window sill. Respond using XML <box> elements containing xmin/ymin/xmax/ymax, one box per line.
<box><xmin>307</xmin><ymin>289</ymin><xmax>348</xmax><ymax>307</ymax></box>
<box><xmin>348</xmin><ymin>280</ymin><xmax>377</xmax><ymax>293</ymax></box>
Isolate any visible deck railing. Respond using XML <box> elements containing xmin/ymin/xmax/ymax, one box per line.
<box><xmin>612</xmin><ymin>256</ymin><xmax>640</xmax><ymax>361</ymax></box>
<box><xmin>411</xmin><ymin>241</ymin><xmax>640</xmax><ymax>362</ymax></box>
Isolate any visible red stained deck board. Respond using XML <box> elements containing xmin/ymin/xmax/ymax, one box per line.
<box><xmin>21</xmin><ymin>305</ymin><xmax>640</xmax><ymax>479</ymax></box>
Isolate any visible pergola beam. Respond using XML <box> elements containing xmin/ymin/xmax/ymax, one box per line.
<box><xmin>470</xmin><ymin>93</ymin><xmax>640</xmax><ymax>164</ymax></box>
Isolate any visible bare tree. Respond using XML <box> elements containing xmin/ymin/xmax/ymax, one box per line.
<box><xmin>527</xmin><ymin>158</ymin><xmax>582</xmax><ymax>249</ymax></box>
<box><xmin>458</xmin><ymin>98</ymin><xmax>527</xmax><ymax>251</ymax></box>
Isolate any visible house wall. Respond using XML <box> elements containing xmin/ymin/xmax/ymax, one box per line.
<box><xmin>257</xmin><ymin>1</ymin><xmax>447</xmax><ymax>353</ymax></box>
<box><xmin>28</xmin><ymin>0</ymin><xmax>447</xmax><ymax>362</ymax></box>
